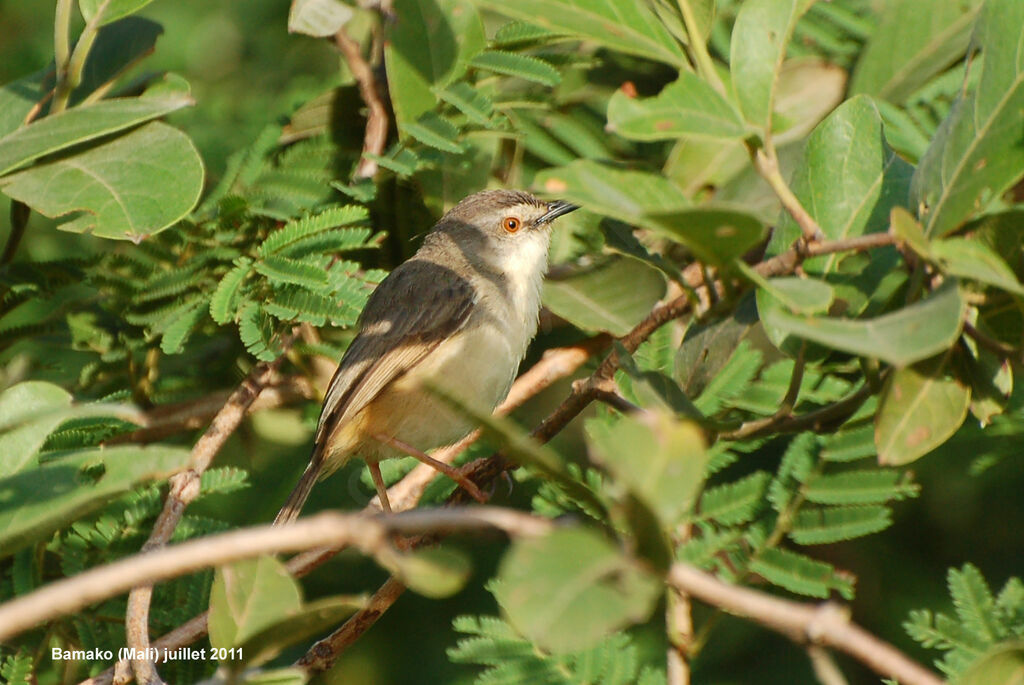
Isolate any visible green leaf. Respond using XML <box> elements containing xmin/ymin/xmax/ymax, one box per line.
<box><xmin>961</xmin><ymin>643</ymin><xmax>1024</xmax><ymax>685</ymax></box>
<box><xmin>0</xmin><ymin>96</ymin><xmax>193</xmax><ymax>177</ymax></box>
<box><xmin>751</xmin><ymin>274</ymin><xmax>834</xmax><ymax>315</ymax></box>
<box><xmin>77</xmin><ymin>18</ymin><xmax>164</xmax><ymax>103</ymax></box>
<box><xmin>0</xmin><ymin>69</ymin><xmax>50</xmax><ymax>139</ymax></box>
<box><xmin>0</xmin><ymin>444</ymin><xmax>189</xmax><ymax>556</ymax></box>
<box><xmin>758</xmin><ymin>279</ymin><xmax>966</xmax><ymax>367</ymax></box>
<box><xmin>210</xmin><ymin>258</ymin><xmax>254</xmax><ymax>324</ymax></box>
<box><xmin>79</xmin><ymin>0</ymin><xmax>158</xmax><ymax>25</ymax></box>
<box><xmin>287</xmin><ymin>0</ymin><xmax>354</xmax><ymax>37</ymax></box>
<box><xmin>381</xmin><ymin>546</ymin><xmax>472</xmax><ymax>598</ymax></box>
<box><xmin>586</xmin><ymin>412</ymin><xmax>708</xmax><ymax>526</ymax></box>
<box><xmin>730</xmin><ymin>0</ymin><xmax>815</xmax><ymax>130</ymax></box>
<box><xmin>235</xmin><ymin>595</ymin><xmax>365</xmax><ymax>668</ymax></box>
<box><xmin>645</xmin><ymin>207</ymin><xmax>766</xmax><ymax>267</ymax></box>
<box><xmin>763</xmin><ymin>95</ymin><xmax>913</xmax><ymax>274</ymax></box>
<box><xmin>403</xmin><ymin>112</ymin><xmax>464</xmax><ymax>153</ymax></box>
<box><xmin>495</xmin><ymin>527</ymin><xmax>661</xmax><ymax>653</ymax></box>
<box><xmin>208</xmin><ymin>556</ymin><xmax>303</xmax><ymax>650</ymax></box>
<box><xmin>804</xmin><ymin>470</ymin><xmax>918</xmax><ymax>505</ymax></box>
<box><xmin>0</xmin><ymin>382</ymin><xmax>71</xmax><ymax>477</ymax></box>
<box><xmin>470</xmin><ymin>50</ymin><xmax>560</xmax><ymax>87</ymax></box>
<box><xmin>912</xmin><ymin>0</ymin><xmax>1024</xmax><ymax>236</ymax></box>
<box><xmin>932</xmin><ymin>238</ymin><xmax>1024</xmax><ymax>296</ymax></box>
<box><xmin>1</xmin><ymin>121</ymin><xmax>204</xmax><ymax>241</ymax></box>
<box><xmin>385</xmin><ymin>0</ymin><xmax>485</xmax><ymax>131</ymax></box>
<box><xmin>789</xmin><ymin>505</ymin><xmax>892</xmax><ymax>544</ymax></box>
<box><xmin>821</xmin><ymin>423</ymin><xmax>876</xmax><ymax>462</ymax></box>
<box><xmin>240</xmin><ymin>668</ymin><xmax>308</xmax><ymax>685</ymax></box>
<box><xmin>606</xmin><ymin>73</ymin><xmax>746</xmax><ymax>141</ymax></box>
<box><xmin>875</xmin><ymin>353</ymin><xmax>971</xmax><ymax>465</ymax></box>
<box><xmin>890</xmin><ymin>206</ymin><xmax>933</xmax><ymax>259</ymax></box>
<box><xmin>750</xmin><ymin>547</ymin><xmax>853</xmax><ymax>599</ymax></box>
<box><xmin>534</xmin><ymin>160</ymin><xmax>689</xmax><ymax>225</ymax></box>
<box><xmin>542</xmin><ymin>258</ymin><xmax>666</xmax><ymax>336</ymax></box>
<box><xmin>476</xmin><ymin>0</ymin><xmax>687</xmax><ymax>67</ymax></box>
<box><xmin>850</xmin><ymin>0</ymin><xmax>983</xmax><ymax>103</ymax></box>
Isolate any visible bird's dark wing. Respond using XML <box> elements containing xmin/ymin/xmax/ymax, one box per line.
<box><xmin>314</xmin><ymin>259</ymin><xmax>476</xmax><ymax>447</ymax></box>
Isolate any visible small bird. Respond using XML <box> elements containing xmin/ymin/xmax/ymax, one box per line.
<box><xmin>274</xmin><ymin>190</ymin><xmax>578</xmax><ymax>523</ymax></box>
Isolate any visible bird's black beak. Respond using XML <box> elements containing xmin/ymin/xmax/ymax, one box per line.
<box><xmin>536</xmin><ymin>200</ymin><xmax>579</xmax><ymax>225</ymax></box>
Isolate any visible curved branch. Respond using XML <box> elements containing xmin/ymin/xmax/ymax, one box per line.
<box><xmin>668</xmin><ymin>564</ymin><xmax>943</xmax><ymax>685</ymax></box>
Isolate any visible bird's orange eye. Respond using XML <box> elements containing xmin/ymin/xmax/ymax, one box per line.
<box><xmin>503</xmin><ymin>216</ymin><xmax>521</xmax><ymax>233</ymax></box>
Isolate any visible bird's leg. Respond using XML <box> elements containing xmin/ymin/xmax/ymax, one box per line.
<box><xmin>367</xmin><ymin>460</ymin><xmax>393</xmax><ymax>514</ymax></box>
<box><xmin>373</xmin><ymin>433</ymin><xmax>488</xmax><ymax>503</ymax></box>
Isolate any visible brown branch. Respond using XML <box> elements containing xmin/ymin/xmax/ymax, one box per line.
<box><xmin>0</xmin><ymin>508</ymin><xmax>551</xmax><ymax>644</ymax></box>
<box><xmin>119</xmin><ymin>355</ymin><xmax>289</xmax><ymax>685</ymax></box>
<box><xmin>334</xmin><ymin>27</ymin><xmax>388</xmax><ymax>179</ymax></box>
<box><xmin>668</xmin><ymin>563</ymin><xmax>943</xmax><ymax>685</ymax></box>
<box><xmin>298</xmin><ymin>576</ymin><xmax>407</xmax><ymax>672</ymax></box>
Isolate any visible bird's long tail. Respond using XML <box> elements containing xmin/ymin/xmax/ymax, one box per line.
<box><xmin>273</xmin><ymin>459</ymin><xmax>322</xmax><ymax>525</ymax></box>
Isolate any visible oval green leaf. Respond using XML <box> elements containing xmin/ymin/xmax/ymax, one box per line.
<box><xmin>606</xmin><ymin>73</ymin><xmax>746</xmax><ymax>141</ymax></box>
<box><xmin>543</xmin><ymin>258</ymin><xmax>666</xmax><ymax>336</ymax></box>
<box><xmin>1</xmin><ymin>121</ymin><xmax>204</xmax><ymax>240</ymax></box>
<box><xmin>875</xmin><ymin>354</ymin><xmax>971</xmax><ymax>466</ymax></box>
<box><xmin>495</xmin><ymin>527</ymin><xmax>661</xmax><ymax>654</ymax></box>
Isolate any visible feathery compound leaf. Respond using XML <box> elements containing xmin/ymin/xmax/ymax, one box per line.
<box><xmin>804</xmin><ymin>470</ymin><xmax>919</xmax><ymax>505</ymax></box>
<box><xmin>263</xmin><ymin>286</ymin><xmax>337</xmax><ymax>326</ymax></box>
<box><xmin>949</xmin><ymin>564</ymin><xmax>1005</xmax><ymax>644</ymax></box>
<box><xmin>697</xmin><ymin>471</ymin><xmax>770</xmax><ymax>525</ymax></box>
<box><xmin>492</xmin><ymin>21</ymin><xmax>562</xmax><ymax>46</ymax></box>
<box><xmin>159</xmin><ymin>300</ymin><xmax>207</xmax><ymax>354</ymax></box>
<box><xmin>470</xmin><ymin>50</ymin><xmax>561</xmax><ymax>87</ymax></box>
<box><xmin>750</xmin><ymin>547</ymin><xmax>854</xmax><ymax>599</ymax></box>
<box><xmin>255</xmin><ymin>255</ymin><xmax>329</xmax><ymax>290</ymax></box>
<box><xmin>403</xmin><ymin>112</ymin><xmax>465</xmax><ymax>153</ymax></box>
<box><xmin>693</xmin><ymin>339</ymin><xmax>763</xmax><ymax>415</ymax></box>
<box><xmin>437</xmin><ymin>82</ymin><xmax>496</xmax><ymax>126</ymax></box>
<box><xmin>789</xmin><ymin>505</ymin><xmax>893</xmax><ymax>545</ymax></box>
<box><xmin>210</xmin><ymin>258</ymin><xmax>253</xmax><ymax>325</ymax></box>
<box><xmin>278</xmin><ymin>227</ymin><xmax>379</xmax><ymax>259</ymax></box>
<box><xmin>199</xmin><ymin>467</ymin><xmax>250</xmax><ymax>496</ymax></box>
<box><xmin>767</xmin><ymin>433</ymin><xmax>818</xmax><ymax>512</ymax></box>
<box><xmin>0</xmin><ymin>649</ymin><xmax>33</xmax><ymax>683</ymax></box>
<box><xmin>257</xmin><ymin>205</ymin><xmax>368</xmax><ymax>256</ymax></box>
<box><xmin>821</xmin><ymin>423</ymin><xmax>877</xmax><ymax>462</ymax></box>
<box><xmin>238</xmin><ymin>303</ymin><xmax>281</xmax><ymax>361</ymax></box>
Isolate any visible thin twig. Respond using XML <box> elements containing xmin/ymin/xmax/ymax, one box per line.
<box><xmin>334</xmin><ymin>26</ymin><xmax>388</xmax><ymax>179</ymax></box>
<box><xmin>676</xmin><ymin>0</ymin><xmax>725</xmax><ymax>95</ymax></box>
<box><xmin>808</xmin><ymin>646</ymin><xmax>850</xmax><ymax>685</ymax></box>
<box><xmin>297</xmin><ymin>577</ymin><xmax>406</xmax><ymax>672</ymax></box>
<box><xmin>747</xmin><ymin>142</ymin><xmax>823</xmax><ymax>243</ymax></box>
<box><xmin>668</xmin><ymin>564</ymin><xmax>943</xmax><ymax>685</ymax></box>
<box><xmin>666</xmin><ymin>585</ymin><xmax>693</xmax><ymax>685</ymax></box>
<box><xmin>52</xmin><ymin>0</ymin><xmax>111</xmax><ymax>114</ymax></box>
<box><xmin>119</xmin><ymin>354</ymin><xmax>289</xmax><ymax>684</ymax></box>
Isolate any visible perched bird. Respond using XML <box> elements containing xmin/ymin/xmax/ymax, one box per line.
<box><xmin>274</xmin><ymin>190</ymin><xmax>578</xmax><ymax>523</ymax></box>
